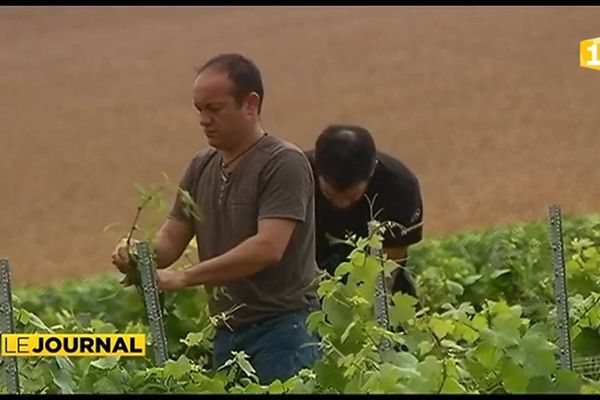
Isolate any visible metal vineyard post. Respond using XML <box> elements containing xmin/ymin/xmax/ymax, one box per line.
<box><xmin>368</xmin><ymin>222</ymin><xmax>392</xmax><ymax>355</ymax></box>
<box><xmin>134</xmin><ymin>242</ymin><xmax>169</xmax><ymax>367</ymax></box>
<box><xmin>548</xmin><ymin>204</ymin><xmax>573</xmax><ymax>371</ymax></box>
<box><xmin>0</xmin><ymin>258</ymin><xmax>19</xmax><ymax>394</ymax></box>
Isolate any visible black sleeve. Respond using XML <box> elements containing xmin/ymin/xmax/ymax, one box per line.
<box><xmin>382</xmin><ymin>177</ymin><xmax>423</xmax><ymax>249</ymax></box>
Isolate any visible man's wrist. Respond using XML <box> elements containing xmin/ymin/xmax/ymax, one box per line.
<box><xmin>182</xmin><ymin>264</ymin><xmax>202</xmax><ymax>287</ymax></box>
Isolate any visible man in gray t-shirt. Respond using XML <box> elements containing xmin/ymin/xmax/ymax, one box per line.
<box><xmin>168</xmin><ymin>136</ymin><xmax>320</xmax><ymax>328</ymax></box>
<box><xmin>111</xmin><ymin>53</ymin><xmax>320</xmax><ymax>384</ymax></box>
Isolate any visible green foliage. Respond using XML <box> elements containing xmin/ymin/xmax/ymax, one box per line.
<box><xmin>409</xmin><ymin>215</ymin><xmax>600</xmax><ymax>321</ymax></box>
<box><xmin>2</xmin><ymin>214</ymin><xmax>600</xmax><ymax>394</ymax></box>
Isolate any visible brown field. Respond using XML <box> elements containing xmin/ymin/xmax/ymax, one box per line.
<box><xmin>1</xmin><ymin>6</ymin><xmax>599</xmax><ymax>288</ymax></box>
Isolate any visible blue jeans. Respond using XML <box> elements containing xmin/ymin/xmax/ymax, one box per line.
<box><xmin>213</xmin><ymin>309</ymin><xmax>320</xmax><ymax>385</ymax></box>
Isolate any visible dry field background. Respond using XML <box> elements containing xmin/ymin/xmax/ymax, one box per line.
<box><xmin>1</xmin><ymin>6</ymin><xmax>599</xmax><ymax>287</ymax></box>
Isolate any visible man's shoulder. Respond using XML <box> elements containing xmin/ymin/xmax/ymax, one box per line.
<box><xmin>373</xmin><ymin>152</ymin><xmax>423</xmax><ymax>244</ymax></box>
<box><xmin>258</xmin><ymin>134</ymin><xmax>310</xmax><ymax>165</ymax></box>
<box><xmin>193</xmin><ymin>146</ymin><xmax>218</xmax><ymax>162</ymax></box>
<box><xmin>185</xmin><ymin>147</ymin><xmax>218</xmax><ymax>174</ymax></box>
<box><xmin>375</xmin><ymin>151</ymin><xmax>420</xmax><ymax>187</ymax></box>
<box><xmin>255</xmin><ymin>135</ymin><xmax>315</xmax><ymax>199</ymax></box>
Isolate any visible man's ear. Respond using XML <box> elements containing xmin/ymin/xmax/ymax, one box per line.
<box><xmin>245</xmin><ymin>92</ymin><xmax>261</xmax><ymax>116</ymax></box>
<box><xmin>369</xmin><ymin>159</ymin><xmax>379</xmax><ymax>178</ymax></box>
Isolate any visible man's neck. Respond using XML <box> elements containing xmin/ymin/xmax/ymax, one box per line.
<box><xmin>221</xmin><ymin>124</ymin><xmax>265</xmax><ymax>164</ymax></box>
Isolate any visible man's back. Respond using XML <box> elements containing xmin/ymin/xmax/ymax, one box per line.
<box><xmin>171</xmin><ymin>135</ymin><xmax>319</xmax><ymax>329</ymax></box>
<box><xmin>305</xmin><ymin>149</ymin><xmax>423</xmax><ymax>274</ymax></box>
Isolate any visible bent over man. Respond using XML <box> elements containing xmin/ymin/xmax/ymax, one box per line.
<box><xmin>112</xmin><ymin>53</ymin><xmax>320</xmax><ymax>384</ymax></box>
<box><xmin>304</xmin><ymin>124</ymin><xmax>424</xmax><ymax>296</ymax></box>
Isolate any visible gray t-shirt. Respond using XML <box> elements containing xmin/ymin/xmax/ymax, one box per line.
<box><xmin>168</xmin><ymin>134</ymin><xmax>319</xmax><ymax>330</ymax></box>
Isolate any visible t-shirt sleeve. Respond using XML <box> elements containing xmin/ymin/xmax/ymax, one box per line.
<box><xmin>258</xmin><ymin>150</ymin><xmax>314</xmax><ymax>222</ymax></box>
<box><xmin>167</xmin><ymin>151</ymin><xmax>209</xmax><ymax>225</ymax></box>
<box><xmin>382</xmin><ymin>177</ymin><xmax>423</xmax><ymax>248</ymax></box>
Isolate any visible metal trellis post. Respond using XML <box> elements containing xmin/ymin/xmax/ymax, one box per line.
<box><xmin>135</xmin><ymin>242</ymin><xmax>169</xmax><ymax>367</ymax></box>
<box><xmin>0</xmin><ymin>258</ymin><xmax>20</xmax><ymax>394</ymax></box>
<box><xmin>368</xmin><ymin>221</ymin><xmax>392</xmax><ymax>355</ymax></box>
<box><xmin>548</xmin><ymin>204</ymin><xmax>573</xmax><ymax>370</ymax></box>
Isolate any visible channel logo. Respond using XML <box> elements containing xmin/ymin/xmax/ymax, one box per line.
<box><xmin>0</xmin><ymin>334</ymin><xmax>146</xmax><ymax>357</ymax></box>
<box><xmin>580</xmin><ymin>36</ymin><xmax>600</xmax><ymax>71</ymax></box>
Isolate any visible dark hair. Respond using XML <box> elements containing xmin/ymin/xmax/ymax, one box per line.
<box><xmin>196</xmin><ymin>53</ymin><xmax>264</xmax><ymax>114</ymax></box>
<box><xmin>314</xmin><ymin>124</ymin><xmax>377</xmax><ymax>189</ymax></box>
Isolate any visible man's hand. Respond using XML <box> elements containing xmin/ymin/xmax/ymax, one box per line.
<box><xmin>111</xmin><ymin>217</ymin><xmax>194</xmax><ymax>282</ymax></box>
<box><xmin>111</xmin><ymin>237</ymin><xmax>138</xmax><ymax>273</ymax></box>
<box><xmin>156</xmin><ymin>269</ymin><xmax>189</xmax><ymax>291</ymax></box>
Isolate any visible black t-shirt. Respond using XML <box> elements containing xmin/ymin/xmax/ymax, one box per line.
<box><xmin>305</xmin><ymin>150</ymin><xmax>423</xmax><ymax>281</ymax></box>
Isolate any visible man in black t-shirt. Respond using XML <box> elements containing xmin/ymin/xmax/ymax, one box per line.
<box><xmin>305</xmin><ymin>124</ymin><xmax>423</xmax><ymax>296</ymax></box>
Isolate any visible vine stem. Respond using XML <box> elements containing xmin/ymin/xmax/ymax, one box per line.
<box><xmin>437</xmin><ymin>357</ymin><xmax>448</xmax><ymax>394</ymax></box>
<box><xmin>322</xmin><ymin>337</ymin><xmax>369</xmax><ymax>375</ymax></box>
<box><xmin>126</xmin><ymin>185</ymin><xmax>165</xmax><ymax>250</ymax></box>
<box><xmin>572</xmin><ymin>293</ymin><xmax>600</xmax><ymax>328</ymax></box>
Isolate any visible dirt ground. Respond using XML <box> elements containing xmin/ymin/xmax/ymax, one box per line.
<box><xmin>1</xmin><ymin>6</ymin><xmax>599</xmax><ymax>287</ymax></box>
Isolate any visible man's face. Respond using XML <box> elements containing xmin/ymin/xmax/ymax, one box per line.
<box><xmin>192</xmin><ymin>69</ymin><xmax>255</xmax><ymax>150</ymax></box>
<box><xmin>318</xmin><ymin>176</ymin><xmax>369</xmax><ymax>210</ymax></box>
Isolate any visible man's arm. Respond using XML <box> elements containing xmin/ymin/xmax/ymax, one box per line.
<box><xmin>379</xmin><ymin>173</ymin><xmax>423</xmax><ymax>294</ymax></box>
<box><xmin>153</xmin><ymin>218</ymin><xmax>195</xmax><ymax>269</ymax></box>
<box><xmin>180</xmin><ymin>218</ymin><xmax>297</xmax><ymax>286</ymax></box>
<box><xmin>156</xmin><ymin>148</ymin><xmax>313</xmax><ymax>291</ymax></box>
